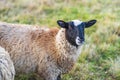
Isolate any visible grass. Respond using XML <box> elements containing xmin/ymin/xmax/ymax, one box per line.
<box><xmin>0</xmin><ymin>0</ymin><xmax>120</xmax><ymax>80</ymax></box>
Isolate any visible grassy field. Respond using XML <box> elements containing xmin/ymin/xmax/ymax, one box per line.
<box><xmin>0</xmin><ymin>0</ymin><xmax>120</xmax><ymax>80</ymax></box>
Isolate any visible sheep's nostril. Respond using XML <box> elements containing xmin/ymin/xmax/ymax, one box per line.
<box><xmin>78</xmin><ymin>38</ymin><xmax>80</xmax><ymax>41</ymax></box>
<box><xmin>81</xmin><ymin>39</ymin><xmax>85</xmax><ymax>43</ymax></box>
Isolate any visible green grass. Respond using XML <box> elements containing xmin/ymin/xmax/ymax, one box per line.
<box><xmin>0</xmin><ymin>0</ymin><xmax>120</xmax><ymax>80</ymax></box>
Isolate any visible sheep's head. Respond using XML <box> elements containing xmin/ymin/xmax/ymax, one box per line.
<box><xmin>57</xmin><ymin>19</ymin><xmax>97</xmax><ymax>47</ymax></box>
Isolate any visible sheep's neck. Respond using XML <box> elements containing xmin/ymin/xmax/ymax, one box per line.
<box><xmin>56</xmin><ymin>28</ymin><xmax>82</xmax><ymax>73</ymax></box>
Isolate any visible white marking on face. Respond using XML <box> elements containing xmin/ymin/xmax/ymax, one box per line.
<box><xmin>76</xmin><ymin>36</ymin><xmax>81</xmax><ymax>45</ymax></box>
<box><xmin>72</xmin><ymin>20</ymin><xmax>83</xmax><ymax>26</ymax></box>
<box><xmin>76</xmin><ymin>36</ymin><xmax>84</xmax><ymax>46</ymax></box>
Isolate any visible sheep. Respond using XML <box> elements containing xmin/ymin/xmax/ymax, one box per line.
<box><xmin>0</xmin><ymin>46</ymin><xmax>15</xmax><ymax>80</ymax></box>
<box><xmin>0</xmin><ymin>19</ymin><xmax>96</xmax><ymax>80</ymax></box>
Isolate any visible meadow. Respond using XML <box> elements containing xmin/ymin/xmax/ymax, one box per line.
<box><xmin>0</xmin><ymin>0</ymin><xmax>120</xmax><ymax>80</ymax></box>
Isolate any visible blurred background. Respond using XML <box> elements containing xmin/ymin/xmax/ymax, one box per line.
<box><xmin>0</xmin><ymin>0</ymin><xmax>120</xmax><ymax>80</ymax></box>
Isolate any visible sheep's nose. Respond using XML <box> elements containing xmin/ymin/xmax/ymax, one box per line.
<box><xmin>79</xmin><ymin>38</ymin><xmax>84</xmax><ymax>43</ymax></box>
<box><xmin>81</xmin><ymin>40</ymin><xmax>85</xmax><ymax>44</ymax></box>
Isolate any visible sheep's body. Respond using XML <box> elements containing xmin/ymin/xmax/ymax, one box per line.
<box><xmin>0</xmin><ymin>46</ymin><xmax>15</xmax><ymax>80</ymax></box>
<box><xmin>0</xmin><ymin>22</ymin><xmax>82</xmax><ymax>80</ymax></box>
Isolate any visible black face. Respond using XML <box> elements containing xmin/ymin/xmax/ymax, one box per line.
<box><xmin>57</xmin><ymin>19</ymin><xmax>97</xmax><ymax>47</ymax></box>
<box><xmin>65</xmin><ymin>21</ymin><xmax>78</xmax><ymax>46</ymax></box>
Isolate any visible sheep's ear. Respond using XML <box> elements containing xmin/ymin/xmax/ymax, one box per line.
<box><xmin>84</xmin><ymin>20</ymin><xmax>97</xmax><ymax>28</ymax></box>
<box><xmin>57</xmin><ymin>20</ymin><xmax>68</xmax><ymax>29</ymax></box>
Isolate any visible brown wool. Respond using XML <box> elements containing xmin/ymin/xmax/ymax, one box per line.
<box><xmin>0</xmin><ymin>22</ymin><xmax>82</xmax><ymax>80</ymax></box>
